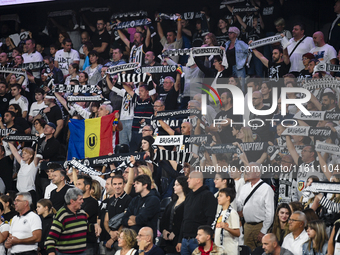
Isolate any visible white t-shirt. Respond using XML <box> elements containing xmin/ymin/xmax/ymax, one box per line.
<box><xmin>310</xmin><ymin>44</ymin><xmax>337</xmax><ymax>64</ymax></box>
<box><xmin>214</xmin><ymin>208</ymin><xmax>240</xmax><ymax>255</ymax></box>
<box><xmin>55</xmin><ymin>49</ymin><xmax>80</xmax><ymax>76</ymax></box>
<box><xmin>22</xmin><ymin>51</ymin><xmax>43</xmax><ymax>78</ymax></box>
<box><xmin>17</xmin><ymin>160</ymin><xmax>38</xmax><ymax>192</ymax></box>
<box><xmin>9</xmin><ymin>95</ymin><xmax>29</xmax><ymax>113</ymax></box>
<box><xmin>287</xmin><ymin>36</ymin><xmax>314</xmax><ymax>72</ymax></box>
<box><xmin>10</xmin><ymin>211</ymin><xmax>42</xmax><ymax>254</ymax></box>
<box><xmin>0</xmin><ymin>222</ymin><xmax>9</xmax><ymax>254</ymax></box>
<box><xmin>29</xmin><ymin>101</ymin><xmax>46</xmax><ymax>117</ymax></box>
<box><xmin>160</xmin><ymin>37</ymin><xmax>183</xmax><ymax>63</ymax></box>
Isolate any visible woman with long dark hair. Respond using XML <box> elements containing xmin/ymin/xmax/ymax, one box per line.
<box><xmin>160</xmin><ymin>176</ymin><xmax>189</xmax><ymax>254</ymax></box>
<box><xmin>271</xmin><ymin>203</ymin><xmax>292</xmax><ymax>245</ymax></box>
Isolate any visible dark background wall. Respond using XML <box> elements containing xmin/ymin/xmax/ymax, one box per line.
<box><xmin>0</xmin><ymin>0</ymin><xmax>336</xmax><ymax>41</ymax></box>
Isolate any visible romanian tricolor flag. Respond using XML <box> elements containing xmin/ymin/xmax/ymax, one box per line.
<box><xmin>67</xmin><ymin>113</ymin><xmax>116</xmax><ymax>160</ymax></box>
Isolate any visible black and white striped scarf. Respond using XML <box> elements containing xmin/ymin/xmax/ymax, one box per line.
<box><xmin>116</xmin><ymin>73</ymin><xmax>152</xmax><ymax>84</ymax></box>
<box><xmin>211</xmin><ymin>205</ymin><xmax>233</xmax><ymax>246</ymax></box>
<box><xmin>52</xmin><ymin>84</ymin><xmax>102</xmax><ymax>94</ymax></box>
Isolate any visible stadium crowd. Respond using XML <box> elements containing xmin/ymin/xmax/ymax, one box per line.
<box><xmin>0</xmin><ymin>0</ymin><xmax>340</xmax><ymax>254</ymax></box>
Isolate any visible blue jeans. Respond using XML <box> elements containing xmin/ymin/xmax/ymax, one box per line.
<box><xmin>119</xmin><ymin>119</ymin><xmax>133</xmax><ymax>146</ymax></box>
<box><xmin>181</xmin><ymin>237</ymin><xmax>198</xmax><ymax>255</ymax></box>
<box><xmin>232</xmin><ymin>65</ymin><xmax>246</xmax><ymax>92</ymax></box>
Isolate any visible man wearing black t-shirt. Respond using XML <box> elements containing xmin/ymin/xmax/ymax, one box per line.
<box><xmin>249</xmin><ymin>91</ymin><xmax>274</xmax><ymax>142</ymax></box>
<box><xmin>40</xmin><ymin>94</ymin><xmax>64</xmax><ymax>138</ymax></box>
<box><xmin>76</xmin><ymin>175</ymin><xmax>99</xmax><ymax>255</ymax></box>
<box><xmin>86</xmin><ymin>19</ymin><xmax>110</xmax><ymax>60</ymax></box>
<box><xmin>103</xmin><ymin>176</ymin><xmax>132</xmax><ymax>253</ymax></box>
<box><xmin>50</xmin><ymin>169</ymin><xmax>71</xmax><ymax>211</ymax></box>
<box><xmin>156</xmin><ymin>76</ymin><xmax>179</xmax><ymax>110</ymax></box>
<box><xmin>252</xmin><ymin>44</ymin><xmax>290</xmax><ymax>91</ymax></box>
<box><xmin>0</xmin><ymin>111</ymin><xmax>23</xmax><ymax>134</ymax></box>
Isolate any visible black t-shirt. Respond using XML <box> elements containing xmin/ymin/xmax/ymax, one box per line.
<box><xmin>249</xmin><ymin>105</ymin><xmax>274</xmax><ymax>142</ymax></box>
<box><xmin>260</xmin><ymin>0</ymin><xmax>282</xmax><ymax>33</ymax></box>
<box><xmin>215</xmin><ymin>107</ymin><xmax>242</xmax><ymax>144</ymax></box>
<box><xmin>268</xmin><ymin>60</ymin><xmax>291</xmax><ymax>89</ymax></box>
<box><xmin>297</xmin><ymin>69</ymin><xmax>312</xmax><ymax>85</ymax></box>
<box><xmin>0</xmin><ymin>156</ymin><xmax>13</xmax><ymax>192</ymax></box>
<box><xmin>216</xmin><ymin>32</ymin><xmax>229</xmax><ymax>46</ymax></box>
<box><xmin>0</xmin><ymin>93</ymin><xmax>12</xmax><ymax>117</ymax></box>
<box><xmin>50</xmin><ymin>184</ymin><xmax>71</xmax><ymax>211</ymax></box>
<box><xmin>91</xmin><ymin>30</ymin><xmax>111</xmax><ymax>60</ymax></box>
<box><xmin>45</xmin><ymin>105</ymin><xmax>63</xmax><ymax>125</ymax></box>
<box><xmin>156</xmin><ymin>86</ymin><xmax>179</xmax><ymax>110</ymax></box>
<box><xmin>192</xmin><ymin>32</ymin><xmax>204</xmax><ymax>47</ymax></box>
<box><xmin>14</xmin><ymin>117</ymin><xmax>30</xmax><ymax>133</ymax></box>
<box><xmin>107</xmin><ymin>192</ymin><xmax>132</xmax><ymax>223</ymax></box>
<box><xmin>226</xmin><ymin>47</ymin><xmax>236</xmax><ymax>67</ymax></box>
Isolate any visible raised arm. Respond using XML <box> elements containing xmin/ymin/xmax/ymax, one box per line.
<box><xmin>252</xmin><ymin>48</ymin><xmax>269</xmax><ymax>68</ymax></box>
<box><xmin>8</xmin><ymin>142</ymin><xmax>22</xmax><ymax>164</ymax></box>
<box><xmin>285</xmin><ymin>135</ymin><xmax>300</xmax><ymax>165</ymax></box>
<box><xmin>117</xmin><ymin>29</ymin><xmax>131</xmax><ymax>48</ymax></box>
<box><xmin>122</xmin><ymin>83</ymin><xmax>135</xmax><ymax>97</ymax></box>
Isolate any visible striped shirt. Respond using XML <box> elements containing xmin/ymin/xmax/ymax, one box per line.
<box><xmin>132</xmin><ymin>93</ymin><xmax>154</xmax><ymax>131</ymax></box>
<box><xmin>45</xmin><ymin>206</ymin><xmax>91</xmax><ymax>254</ymax></box>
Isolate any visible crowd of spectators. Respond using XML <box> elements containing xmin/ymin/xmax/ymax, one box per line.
<box><xmin>0</xmin><ymin>0</ymin><xmax>340</xmax><ymax>254</ymax></box>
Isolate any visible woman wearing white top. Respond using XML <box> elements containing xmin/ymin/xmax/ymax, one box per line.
<box><xmin>8</xmin><ymin>143</ymin><xmax>40</xmax><ymax>207</ymax></box>
<box><xmin>113</xmin><ymin>228</ymin><xmax>137</xmax><ymax>255</ymax></box>
<box><xmin>64</xmin><ymin>63</ymin><xmax>80</xmax><ymax>85</ymax></box>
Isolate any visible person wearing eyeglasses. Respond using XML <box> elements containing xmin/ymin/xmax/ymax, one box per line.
<box><xmin>282</xmin><ymin>211</ymin><xmax>309</xmax><ymax>255</ymax></box>
<box><xmin>5</xmin><ymin>192</ymin><xmax>42</xmax><ymax>254</ymax></box>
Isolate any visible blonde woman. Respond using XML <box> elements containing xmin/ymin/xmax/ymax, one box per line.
<box><xmin>114</xmin><ymin>228</ymin><xmax>137</xmax><ymax>255</ymax></box>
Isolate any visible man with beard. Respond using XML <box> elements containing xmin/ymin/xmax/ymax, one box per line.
<box><xmin>321</xmin><ymin>92</ymin><xmax>340</xmax><ymax>112</ymax></box>
<box><xmin>252</xmin><ymin>45</ymin><xmax>290</xmax><ymax>91</ymax></box>
<box><xmin>157</xmin><ymin>15</ymin><xmax>183</xmax><ymax>63</ymax></box>
<box><xmin>54</xmin><ymin>38</ymin><xmax>80</xmax><ymax>77</ymax></box>
<box><xmin>143</xmin><ymin>51</ymin><xmax>164</xmax><ymax>85</ymax></box>
<box><xmin>192</xmin><ymin>225</ymin><xmax>226</xmax><ymax>255</ymax></box>
<box><xmin>86</xmin><ymin>19</ymin><xmax>110</xmax><ymax>60</ymax></box>
<box><xmin>287</xmin><ymin>23</ymin><xmax>314</xmax><ymax>75</ymax></box>
<box><xmin>75</xmin><ymin>175</ymin><xmax>99</xmax><ymax>254</ymax></box>
<box><xmin>118</xmin><ymin>28</ymin><xmax>151</xmax><ymax>64</ymax></box>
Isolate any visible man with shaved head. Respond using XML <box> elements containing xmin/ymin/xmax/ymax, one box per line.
<box><xmin>310</xmin><ymin>31</ymin><xmax>337</xmax><ymax>66</ymax></box>
<box><xmin>137</xmin><ymin>227</ymin><xmax>164</xmax><ymax>254</ymax></box>
<box><xmin>262</xmin><ymin>233</ymin><xmax>293</xmax><ymax>255</ymax></box>
<box><xmin>176</xmin><ymin>171</ymin><xmax>217</xmax><ymax>255</ymax></box>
